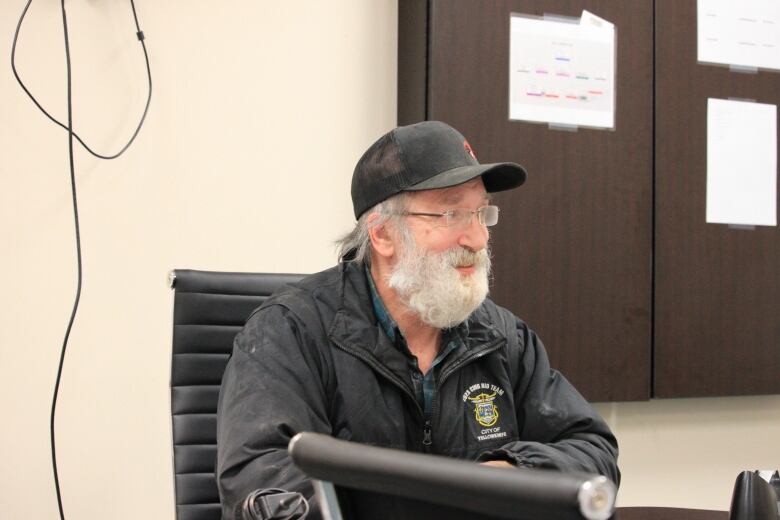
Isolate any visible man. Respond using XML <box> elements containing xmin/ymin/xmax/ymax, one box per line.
<box><xmin>216</xmin><ymin>121</ymin><xmax>619</xmax><ymax>519</ymax></box>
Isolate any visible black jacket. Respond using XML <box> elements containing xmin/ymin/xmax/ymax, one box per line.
<box><xmin>216</xmin><ymin>262</ymin><xmax>619</xmax><ymax>519</ymax></box>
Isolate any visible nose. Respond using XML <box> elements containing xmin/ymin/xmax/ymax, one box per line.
<box><xmin>457</xmin><ymin>213</ymin><xmax>489</xmax><ymax>252</ymax></box>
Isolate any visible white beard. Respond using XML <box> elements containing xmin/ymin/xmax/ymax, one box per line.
<box><xmin>387</xmin><ymin>236</ymin><xmax>491</xmax><ymax>329</ymax></box>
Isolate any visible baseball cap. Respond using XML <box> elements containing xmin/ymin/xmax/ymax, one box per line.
<box><xmin>351</xmin><ymin>121</ymin><xmax>527</xmax><ymax>219</ymax></box>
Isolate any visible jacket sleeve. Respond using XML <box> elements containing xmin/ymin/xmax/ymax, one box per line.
<box><xmin>476</xmin><ymin>320</ymin><xmax>620</xmax><ymax>486</ymax></box>
<box><xmin>216</xmin><ymin>304</ymin><xmax>330</xmax><ymax>520</ymax></box>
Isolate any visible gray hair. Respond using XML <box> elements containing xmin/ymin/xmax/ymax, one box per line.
<box><xmin>336</xmin><ymin>193</ymin><xmax>408</xmax><ymax>264</ymax></box>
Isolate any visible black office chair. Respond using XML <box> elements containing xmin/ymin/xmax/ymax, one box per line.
<box><xmin>169</xmin><ymin>269</ymin><xmax>305</xmax><ymax>520</ymax></box>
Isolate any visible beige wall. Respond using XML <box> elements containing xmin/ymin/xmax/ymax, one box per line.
<box><xmin>2</xmin><ymin>2</ymin><xmax>396</xmax><ymax>519</ymax></box>
<box><xmin>595</xmin><ymin>396</ymin><xmax>780</xmax><ymax>510</ymax></box>
<box><xmin>1</xmin><ymin>2</ymin><xmax>777</xmax><ymax>519</ymax></box>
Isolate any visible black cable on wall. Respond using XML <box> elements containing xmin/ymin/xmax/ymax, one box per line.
<box><xmin>11</xmin><ymin>1</ymin><xmax>152</xmax><ymax>518</ymax></box>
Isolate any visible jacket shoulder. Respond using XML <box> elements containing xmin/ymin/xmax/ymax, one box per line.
<box><xmin>477</xmin><ymin>298</ymin><xmax>529</xmax><ymax>334</ymax></box>
<box><xmin>254</xmin><ymin>265</ymin><xmax>342</xmax><ymax>313</ymax></box>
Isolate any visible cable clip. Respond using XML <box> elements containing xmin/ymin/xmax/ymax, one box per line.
<box><xmin>136</xmin><ymin>30</ymin><xmax>145</xmax><ymax>41</ymax></box>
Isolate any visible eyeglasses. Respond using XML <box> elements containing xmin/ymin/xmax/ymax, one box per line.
<box><xmin>400</xmin><ymin>205</ymin><xmax>500</xmax><ymax>229</ymax></box>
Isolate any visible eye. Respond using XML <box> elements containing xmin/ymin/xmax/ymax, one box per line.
<box><xmin>442</xmin><ymin>209</ymin><xmax>457</xmax><ymax>226</ymax></box>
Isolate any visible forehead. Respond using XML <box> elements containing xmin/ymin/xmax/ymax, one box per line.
<box><xmin>409</xmin><ymin>177</ymin><xmax>489</xmax><ymax>207</ymax></box>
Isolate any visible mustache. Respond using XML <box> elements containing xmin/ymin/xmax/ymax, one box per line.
<box><xmin>441</xmin><ymin>247</ymin><xmax>489</xmax><ymax>269</ymax></box>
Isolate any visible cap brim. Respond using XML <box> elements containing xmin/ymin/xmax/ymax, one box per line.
<box><xmin>405</xmin><ymin>162</ymin><xmax>527</xmax><ymax>193</ymax></box>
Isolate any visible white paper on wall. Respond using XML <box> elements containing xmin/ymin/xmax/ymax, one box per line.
<box><xmin>706</xmin><ymin>98</ymin><xmax>777</xmax><ymax>227</ymax></box>
<box><xmin>509</xmin><ymin>10</ymin><xmax>616</xmax><ymax>129</ymax></box>
<box><xmin>698</xmin><ymin>0</ymin><xmax>780</xmax><ymax>71</ymax></box>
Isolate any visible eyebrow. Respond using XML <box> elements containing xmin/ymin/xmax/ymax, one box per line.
<box><xmin>438</xmin><ymin>190</ymin><xmax>492</xmax><ymax>206</ymax></box>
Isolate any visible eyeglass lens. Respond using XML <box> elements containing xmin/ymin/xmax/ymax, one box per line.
<box><xmin>447</xmin><ymin>206</ymin><xmax>499</xmax><ymax>227</ymax></box>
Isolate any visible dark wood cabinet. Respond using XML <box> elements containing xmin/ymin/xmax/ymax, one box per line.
<box><xmin>654</xmin><ymin>0</ymin><xmax>780</xmax><ymax>397</ymax></box>
<box><xmin>398</xmin><ymin>0</ymin><xmax>780</xmax><ymax>401</ymax></box>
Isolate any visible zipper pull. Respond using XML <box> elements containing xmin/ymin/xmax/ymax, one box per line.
<box><xmin>423</xmin><ymin>421</ymin><xmax>432</xmax><ymax>449</ymax></box>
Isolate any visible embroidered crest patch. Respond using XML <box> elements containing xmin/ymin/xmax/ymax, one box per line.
<box><xmin>469</xmin><ymin>392</ymin><xmax>499</xmax><ymax>427</ymax></box>
<box><xmin>462</xmin><ymin>382</ymin><xmax>508</xmax><ymax>442</ymax></box>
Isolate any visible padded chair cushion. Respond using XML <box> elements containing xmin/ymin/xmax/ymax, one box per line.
<box><xmin>170</xmin><ymin>269</ymin><xmax>304</xmax><ymax>520</ymax></box>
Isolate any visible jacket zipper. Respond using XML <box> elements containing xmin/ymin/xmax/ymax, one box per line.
<box><xmin>423</xmin><ymin>421</ymin><xmax>432</xmax><ymax>450</ymax></box>
<box><xmin>334</xmin><ymin>337</ymin><xmax>504</xmax><ymax>453</ymax></box>
<box><xmin>331</xmin><ymin>339</ymin><xmax>426</xmax><ymax>419</ymax></box>
<box><xmin>333</xmin><ymin>340</ymin><xmax>433</xmax><ymax>450</ymax></box>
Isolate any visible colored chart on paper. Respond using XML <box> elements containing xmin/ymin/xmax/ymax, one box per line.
<box><xmin>509</xmin><ymin>12</ymin><xmax>616</xmax><ymax>129</ymax></box>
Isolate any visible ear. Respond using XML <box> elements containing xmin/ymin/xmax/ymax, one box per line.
<box><xmin>367</xmin><ymin>213</ymin><xmax>396</xmax><ymax>259</ymax></box>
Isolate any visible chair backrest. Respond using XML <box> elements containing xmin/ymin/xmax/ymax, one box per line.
<box><xmin>170</xmin><ymin>269</ymin><xmax>305</xmax><ymax>520</ymax></box>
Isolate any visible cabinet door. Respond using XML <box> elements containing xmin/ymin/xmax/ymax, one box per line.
<box><xmin>402</xmin><ymin>0</ymin><xmax>654</xmax><ymax>401</ymax></box>
<box><xmin>654</xmin><ymin>0</ymin><xmax>780</xmax><ymax>397</ymax></box>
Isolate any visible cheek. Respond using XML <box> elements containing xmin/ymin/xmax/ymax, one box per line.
<box><xmin>419</xmin><ymin>232</ymin><xmax>459</xmax><ymax>254</ymax></box>
<box><xmin>470</xmin><ymin>225</ymin><xmax>490</xmax><ymax>247</ymax></box>
<box><xmin>407</xmin><ymin>223</ymin><xmax>453</xmax><ymax>253</ymax></box>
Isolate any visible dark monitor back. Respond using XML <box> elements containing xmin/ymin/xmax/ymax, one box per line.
<box><xmin>334</xmin><ymin>486</ymin><xmax>567</xmax><ymax>520</ymax></box>
<box><xmin>290</xmin><ymin>432</ymin><xmax>616</xmax><ymax>520</ymax></box>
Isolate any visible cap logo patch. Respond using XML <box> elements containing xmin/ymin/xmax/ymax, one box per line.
<box><xmin>464</xmin><ymin>140</ymin><xmax>477</xmax><ymax>161</ymax></box>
